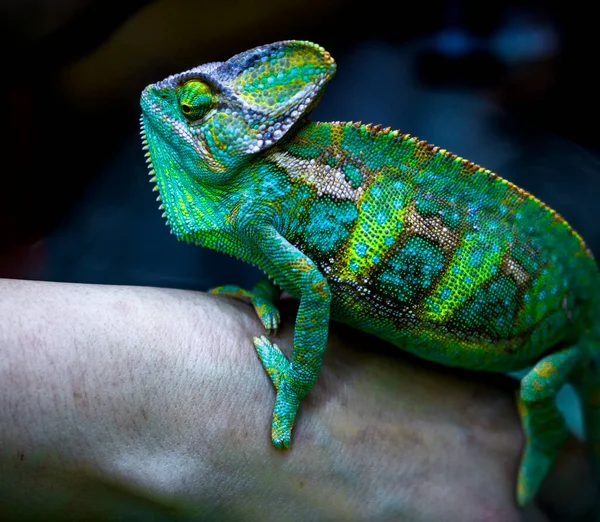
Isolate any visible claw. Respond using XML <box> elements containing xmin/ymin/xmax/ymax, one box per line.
<box><xmin>210</xmin><ymin>285</ymin><xmax>281</xmax><ymax>332</ymax></box>
<box><xmin>253</xmin><ymin>336</ymin><xmax>300</xmax><ymax>448</ymax></box>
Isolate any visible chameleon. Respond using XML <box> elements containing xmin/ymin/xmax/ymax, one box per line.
<box><xmin>139</xmin><ymin>40</ymin><xmax>600</xmax><ymax>506</ymax></box>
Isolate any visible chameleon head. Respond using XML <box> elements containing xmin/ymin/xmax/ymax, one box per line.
<box><xmin>139</xmin><ymin>41</ymin><xmax>336</xmax><ymax>240</ymax></box>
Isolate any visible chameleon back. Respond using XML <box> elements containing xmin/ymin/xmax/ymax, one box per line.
<box><xmin>273</xmin><ymin>121</ymin><xmax>599</xmax><ymax>372</ymax></box>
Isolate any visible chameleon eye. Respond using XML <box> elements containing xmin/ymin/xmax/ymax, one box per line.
<box><xmin>178</xmin><ymin>80</ymin><xmax>214</xmax><ymax>120</ymax></box>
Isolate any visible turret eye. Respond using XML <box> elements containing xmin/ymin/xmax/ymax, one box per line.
<box><xmin>178</xmin><ymin>80</ymin><xmax>214</xmax><ymax>120</ymax></box>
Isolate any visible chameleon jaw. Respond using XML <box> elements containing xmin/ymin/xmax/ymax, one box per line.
<box><xmin>140</xmin><ymin>116</ymin><xmax>171</xmax><ymax>230</ymax></box>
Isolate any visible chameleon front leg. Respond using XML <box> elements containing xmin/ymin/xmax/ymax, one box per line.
<box><xmin>516</xmin><ymin>346</ymin><xmax>582</xmax><ymax>506</ymax></box>
<box><xmin>249</xmin><ymin>226</ymin><xmax>331</xmax><ymax>449</ymax></box>
<box><xmin>210</xmin><ymin>277</ymin><xmax>281</xmax><ymax>332</ymax></box>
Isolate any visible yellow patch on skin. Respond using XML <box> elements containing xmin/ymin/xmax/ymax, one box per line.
<box><xmin>515</xmin><ymin>393</ymin><xmax>529</xmax><ymax>420</ymax></box>
<box><xmin>255</xmin><ymin>303</ymin><xmax>267</xmax><ymax>311</ymax></box>
<box><xmin>532</xmin><ymin>380</ymin><xmax>544</xmax><ymax>392</ymax></box>
<box><xmin>311</xmin><ymin>279</ymin><xmax>329</xmax><ymax>299</ymax></box>
<box><xmin>226</xmin><ymin>201</ymin><xmax>241</xmax><ymax>225</ymax></box>
<box><xmin>534</xmin><ymin>361</ymin><xmax>558</xmax><ymax>378</ymax></box>
<box><xmin>289</xmin><ymin>257</ymin><xmax>314</xmax><ymax>273</ymax></box>
<box><xmin>517</xmin><ymin>476</ymin><xmax>527</xmax><ymax>500</ymax></box>
<box><xmin>178</xmin><ymin>197</ymin><xmax>190</xmax><ymax>217</ymax></box>
<box><xmin>422</xmin><ymin>206</ymin><xmax>503</xmax><ymax>322</ymax></box>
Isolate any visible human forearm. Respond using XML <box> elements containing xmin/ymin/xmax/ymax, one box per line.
<box><xmin>0</xmin><ymin>279</ymin><xmax>278</xmax><ymax>520</ymax></box>
<box><xmin>0</xmin><ymin>279</ymin><xmax>594</xmax><ymax>521</ymax></box>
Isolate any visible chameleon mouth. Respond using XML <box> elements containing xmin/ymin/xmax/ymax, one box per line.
<box><xmin>140</xmin><ymin>116</ymin><xmax>172</xmax><ymax>232</ymax></box>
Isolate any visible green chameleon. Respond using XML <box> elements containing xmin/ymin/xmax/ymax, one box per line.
<box><xmin>140</xmin><ymin>40</ymin><xmax>600</xmax><ymax>505</ymax></box>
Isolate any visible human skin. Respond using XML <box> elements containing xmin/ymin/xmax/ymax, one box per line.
<box><xmin>0</xmin><ymin>278</ymin><xmax>595</xmax><ymax>521</ymax></box>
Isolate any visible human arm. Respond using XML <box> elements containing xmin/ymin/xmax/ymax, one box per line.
<box><xmin>0</xmin><ymin>278</ymin><xmax>594</xmax><ymax>521</ymax></box>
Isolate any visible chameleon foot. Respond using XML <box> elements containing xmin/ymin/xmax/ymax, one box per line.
<box><xmin>515</xmin><ymin>347</ymin><xmax>577</xmax><ymax>505</ymax></box>
<box><xmin>254</xmin><ymin>335</ymin><xmax>301</xmax><ymax>448</ymax></box>
<box><xmin>516</xmin><ymin>442</ymin><xmax>559</xmax><ymax>506</ymax></box>
<box><xmin>210</xmin><ymin>284</ymin><xmax>280</xmax><ymax>332</ymax></box>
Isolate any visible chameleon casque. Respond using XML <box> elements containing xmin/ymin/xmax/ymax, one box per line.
<box><xmin>140</xmin><ymin>40</ymin><xmax>600</xmax><ymax>506</ymax></box>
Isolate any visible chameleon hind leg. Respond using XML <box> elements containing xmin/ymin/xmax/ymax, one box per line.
<box><xmin>516</xmin><ymin>345</ymin><xmax>582</xmax><ymax>506</ymax></box>
<box><xmin>210</xmin><ymin>277</ymin><xmax>281</xmax><ymax>332</ymax></box>
<box><xmin>571</xmin><ymin>346</ymin><xmax>600</xmax><ymax>496</ymax></box>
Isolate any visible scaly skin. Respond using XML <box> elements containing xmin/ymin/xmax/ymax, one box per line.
<box><xmin>139</xmin><ymin>41</ymin><xmax>600</xmax><ymax>506</ymax></box>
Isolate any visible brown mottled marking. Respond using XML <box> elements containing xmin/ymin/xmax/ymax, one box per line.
<box><xmin>271</xmin><ymin>151</ymin><xmax>363</xmax><ymax>201</ymax></box>
<box><xmin>311</xmin><ymin>279</ymin><xmax>329</xmax><ymax>299</ymax></box>
<box><xmin>403</xmin><ymin>202</ymin><xmax>461</xmax><ymax>252</ymax></box>
<box><xmin>335</xmin><ymin>121</ymin><xmax>591</xmax><ymax>257</ymax></box>
<box><xmin>501</xmin><ymin>255</ymin><xmax>530</xmax><ymax>287</ymax></box>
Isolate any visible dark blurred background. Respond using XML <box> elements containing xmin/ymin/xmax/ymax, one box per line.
<box><xmin>1</xmin><ymin>0</ymin><xmax>598</xmax><ymax>290</ymax></box>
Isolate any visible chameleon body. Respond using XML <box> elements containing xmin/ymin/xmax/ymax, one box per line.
<box><xmin>140</xmin><ymin>41</ymin><xmax>600</xmax><ymax>505</ymax></box>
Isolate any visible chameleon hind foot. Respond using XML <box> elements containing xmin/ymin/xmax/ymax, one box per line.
<box><xmin>210</xmin><ymin>279</ymin><xmax>281</xmax><ymax>332</ymax></box>
<box><xmin>516</xmin><ymin>347</ymin><xmax>580</xmax><ymax>505</ymax></box>
<box><xmin>516</xmin><ymin>433</ymin><xmax>565</xmax><ymax>506</ymax></box>
<box><xmin>254</xmin><ymin>335</ymin><xmax>301</xmax><ymax>449</ymax></box>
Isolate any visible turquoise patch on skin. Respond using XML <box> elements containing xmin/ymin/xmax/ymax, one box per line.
<box><xmin>440</xmin><ymin>287</ymin><xmax>451</xmax><ymax>300</ymax></box>
<box><xmin>392</xmin><ymin>180</ymin><xmax>406</xmax><ymax>191</ymax></box>
<box><xmin>254</xmin><ymin>163</ymin><xmax>293</xmax><ymax>198</ymax></box>
<box><xmin>286</xmin><ymin>141</ymin><xmax>322</xmax><ymax>159</ymax></box>
<box><xmin>376</xmin><ymin>236</ymin><xmax>445</xmax><ymax>301</ymax></box>
<box><xmin>341</xmin><ymin>128</ymin><xmax>386</xmax><ymax>169</ymax></box>
<box><xmin>415</xmin><ymin>197</ymin><xmax>439</xmax><ymax>216</ymax></box>
<box><xmin>512</xmin><ymin>244</ymin><xmax>540</xmax><ymax>274</ymax></box>
<box><xmin>355</xmin><ymin>242</ymin><xmax>368</xmax><ymax>258</ymax></box>
<box><xmin>303</xmin><ymin>197</ymin><xmax>357</xmax><ymax>256</ymax></box>
<box><xmin>469</xmin><ymin>249</ymin><xmax>485</xmax><ymax>268</ymax></box>
<box><xmin>440</xmin><ymin>209</ymin><xmax>461</xmax><ymax>229</ymax></box>
<box><xmin>285</xmin><ymin>124</ymin><xmax>331</xmax><ymax>159</ymax></box>
<box><xmin>342</xmin><ymin>163</ymin><xmax>363</xmax><ymax>189</ymax></box>
<box><xmin>452</xmin><ymin>276</ymin><xmax>519</xmax><ymax>338</ymax></box>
